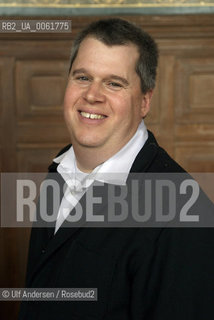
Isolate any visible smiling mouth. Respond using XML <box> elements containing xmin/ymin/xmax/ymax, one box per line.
<box><xmin>79</xmin><ymin>111</ymin><xmax>107</xmax><ymax>120</ymax></box>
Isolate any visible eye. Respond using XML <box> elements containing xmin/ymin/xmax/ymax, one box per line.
<box><xmin>108</xmin><ymin>82</ymin><xmax>123</xmax><ymax>88</ymax></box>
<box><xmin>76</xmin><ymin>76</ymin><xmax>89</xmax><ymax>81</ymax></box>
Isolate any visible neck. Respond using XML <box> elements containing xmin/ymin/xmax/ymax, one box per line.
<box><xmin>73</xmin><ymin>145</ymin><xmax>115</xmax><ymax>173</ymax></box>
<box><xmin>73</xmin><ymin>139</ymin><xmax>132</xmax><ymax>173</ymax></box>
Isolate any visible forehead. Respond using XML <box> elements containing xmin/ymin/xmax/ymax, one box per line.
<box><xmin>72</xmin><ymin>37</ymin><xmax>139</xmax><ymax>75</ymax></box>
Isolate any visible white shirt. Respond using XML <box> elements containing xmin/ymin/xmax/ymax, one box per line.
<box><xmin>53</xmin><ymin>120</ymin><xmax>148</xmax><ymax>233</ymax></box>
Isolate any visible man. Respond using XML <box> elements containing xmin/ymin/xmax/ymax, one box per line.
<box><xmin>19</xmin><ymin>18</ymin><xmax>214</xmax><ymax>319</ymax></box>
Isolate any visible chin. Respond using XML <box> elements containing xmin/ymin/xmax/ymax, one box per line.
<box><xmin>75</xmin><ymin>137</ymin><xmax>103</xmax><ymax>148</ymax></box>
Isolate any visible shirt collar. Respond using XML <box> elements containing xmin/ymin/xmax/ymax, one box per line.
<box><xmin>53</xmin><ymin>120</ymin><xmax>148</xmax><ymax>186</ymax></box>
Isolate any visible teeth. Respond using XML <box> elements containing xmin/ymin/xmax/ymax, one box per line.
<box><xmin>80</xmin><ymin>112</ymin><xmax>105</xmax><ymax>119</ymax></box>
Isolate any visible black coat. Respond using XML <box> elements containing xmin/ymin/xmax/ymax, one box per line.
<box><xmin>19</xmin><ymin>131</ymin><xmax>214</xmax><ymax>320</ymax></box>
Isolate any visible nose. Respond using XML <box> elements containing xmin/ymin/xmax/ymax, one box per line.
<box><xmin>83</xmin><ymin>82</ymin><xmax>105</xmax><ymax>104</ymax></box>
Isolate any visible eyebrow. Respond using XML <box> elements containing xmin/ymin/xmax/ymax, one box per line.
<box><xmin>72</xmin><ymin>68</ymin><xmax>88</xmax><ymax>76</ymax></box>
<box><xmin>72</xmin><ymin>69</ymin><xmax>129</xmax><ymax>86</ymax></box>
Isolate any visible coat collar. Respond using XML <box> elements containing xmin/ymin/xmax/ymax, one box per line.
<box><xmin>130</xmin><ymin>130</ymin><xmax>159</xmax><ymax>173</ymax></box>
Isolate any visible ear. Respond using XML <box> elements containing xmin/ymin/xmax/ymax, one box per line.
<box><xmin>140</xmin><ymin>90</ymin><xmax>153</xmax><ymax>118</ymax></box>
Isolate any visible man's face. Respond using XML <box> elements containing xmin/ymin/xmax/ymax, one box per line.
<box><xmin>64</xmin><ymin>37</ymin><xmax>151</xmax><ymax>155</ymax></box>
